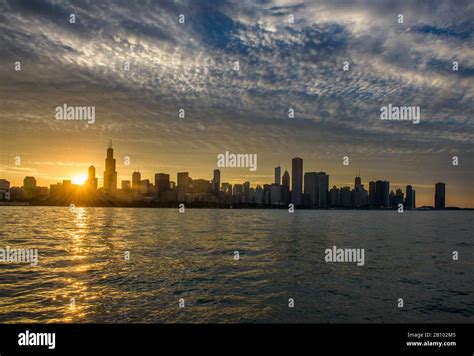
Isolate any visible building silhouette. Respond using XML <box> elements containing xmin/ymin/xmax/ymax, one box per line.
<box><xmin>329</xmin><ymin>185</ymin><xmax>340</xmax><ymax>207</ymax></box>
<box><xmin>304</xmin><ymin>172</ymin><xmax>318</xmax><ymax>207</ymax></box>
<box><xmin>369</xmin><ymin>181</ymin><xmax>376</xmax><ymax>208</ymax></box>
<box><xmin>274</xmin><ymin>166</ymin><xmax>281</xmax><ymax>185</ymax></box>
<box><xmin>282</xmin><ymin>170</ymin><xmax>290</xmax><ymax>188</ymax></box>
<box><xmin>353</xmin><ymin>175</ymin><xmax>368</xmax><ymax>208</ymax></box>
<box><xmin>23</xmin><ymin>176</ymin><xmax>37</xmax><ymax>199</ymax></box>
<box><xmin>435</xmin><ymin>182</ymin><xmax>446</xmax><ymax>209</ymax></box>
<box><xmin>121</xmin><ymin>180</ymin><xmax>131</xmax><ymax>190</ymax></box>
<box><xmin>340</xmin><ymin>186</ymin><xmax>352</xmax><ymax>207</ymax></box>
<box><xmin>291</xmin><ymin>157</ymin><xmax>303</xmax><ymax>205</ymax></box>
<box><xmin>375</xmin><ymin>180</ymin><xmax>390</xmax><ymax>208</ymax></box>
<box><xmin>213</xmin><ymin>169</ymin><xmax>220</xmax><ymax>195</ymax></box>
<box><xmin>155</xmin><ymin>173</ymin><xmax>170</xmax><ymax>194</ymax></box>
<box><xmin>103</xmin><ymin>141</ymin><xmax>117</xmax><ymax>194</ymax></box>
<box><xmin>317</xmin><ymin>172</ymin><xmax>329</xmax><ymax>208</ymax></box>
<box><xmin>132</xmin><ymin>171</ymin><xmax>141</xmax><ymax>191</ymax></box>
<box><xmin>87</xmin><ymin>165</ymin><xmax>98</xmax><ymax>190</ymax></box>
<box><xmin>405</xmin><ymin>185</ymin><xmax>415</xmax><ymax>209</ymax></box>
<box><xmin>177</xmin><ymin>172</ymin><xmax>189</xmax><ymax>193</ymax></box>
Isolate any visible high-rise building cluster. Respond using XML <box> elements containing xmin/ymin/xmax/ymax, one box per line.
<box><xmin>0</xmin><ymin>144</ymin><xmax>450</xmax><ymax>209</ymax></box>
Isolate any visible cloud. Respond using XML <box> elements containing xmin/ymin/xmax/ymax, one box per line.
<box><xmin>0</xmin><ymin>0</ymin><xmax>472</xmax><ymax>202</ymax></box>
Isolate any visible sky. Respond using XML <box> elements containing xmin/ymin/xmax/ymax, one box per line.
<box><xmin>0</xmin><ymin>0</ymin><xmax>473</xmax><ymax>207</ymax></box>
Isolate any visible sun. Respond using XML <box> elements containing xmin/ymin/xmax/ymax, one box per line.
<box><xmin>72</xmin><ymin>174</ymin><xmax>87</xmax><ymax>185</ymax></box>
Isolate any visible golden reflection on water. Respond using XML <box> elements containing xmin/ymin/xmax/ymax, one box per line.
<box><xmin>61</xmin><ymin>207</ymin><xmax>90</xmax><ymax>322</ymax></box>
<box><xmin>0</xmin><ymin>207</ymin><xmax>471</xmax><ymax>323</ymax></box>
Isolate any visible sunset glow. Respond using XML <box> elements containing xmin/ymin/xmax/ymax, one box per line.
<box><xmin>71</xmin><ymin>174</ymin><xmax>87</xmax><ymax>185</ymax></box>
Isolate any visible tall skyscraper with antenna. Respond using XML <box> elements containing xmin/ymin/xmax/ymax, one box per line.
<box><xmin>103</xmin><ymin>140</ymin><xmax>117</xmax><ymax>194</ymax></box>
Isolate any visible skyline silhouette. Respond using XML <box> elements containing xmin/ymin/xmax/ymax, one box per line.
<box><xmin>1</xmin><ymin>142</ymin><xmax>462</xmax><ymax>209</ymax></box>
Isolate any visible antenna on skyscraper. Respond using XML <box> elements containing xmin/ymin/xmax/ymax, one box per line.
<box><xmin>108</xmin><ymin>139</ymin><xmax>112</xmax><ymax>149</ymax></box>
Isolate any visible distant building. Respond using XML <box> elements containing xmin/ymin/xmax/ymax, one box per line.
<box><xmin>435</xmin><ymin>182</ymin><xmax>446</xmax><ymax>209</ymax></box>
<box><xmin>369</xmin><ymin>181</ymin><xmax>376</xmax><ymax>208</ymax></box>
<box><xmin>177</xmin><ymin>172</ymin><xmax>189</xmax><ymax>193</ymax></box>
<box><xmin>87</xmin><ymin>166</ymin><xmax>98</xmax><ymax>190</ymax></box>
<box><xmin>405</xmin><ymin>185</ymin><xmax>415</xmax><ymax>209</ymax></box>
<box><xmin>389</xmin><ymin>191</ymin><xmax>396</xmax><ymax>207</ymax></box>
<box><xmin>255</xmin><ymin>185</ymin><xmax>263</xmax><ymax>205</ymax></box>
<box><xmin>49</xmin><ymin>180</ymin><xmax>77</xmax><ymax>202</ymax></box>
<box><xmin>291</xmin><ymin>157</ymin><xmax>303</xmax><ymax>205</ymax></box>
<box><xmin>155</xmin><ymin>173</ymin><xmax>170</xmax><ymax>196</ymax></box>
<box><xmin>213</xmin><ymin>169</ymin><xmax>220</xmax><ymax>195</ymax></box>
<box><xmin>23</xmin><ymin>176</ymin><xmax>37</xmax><ymax>199</ymax></box>
<box><xmin>140</xmin><ymin>179</ymin><xmax>151</xmax><ymax>195</ymax></box>
<box><xmin>353</xmin><ymin>182</ymin><xmax>368</xmax><ymax>208</ymax></box>
<box><xmin>263</xmin><ymin>184</ymin><xmax>271</xmax><ymax>205</ymax></box>
<box><xmin>317</xmin><ymin>172</ymin><xmax>329</xmax><ymax>208</ymax></box>
<box><xmin>329</xmin><ymin>185</ymin><xmax>340</xmax><ymax>207</ymax></box>
<box><xmin>243</xmin><ymin>182</ymin><xmax>250</xmax><ymax>203</ymax></box>
<box><xmin>132</xmin><ymin>171</ymin><xmax>141</xmax><ymax>191</ymax></box>
<box><xmin>394</xmin><ymin>188</ymin><xmax>404</xmax><ymax>207</ymax></box>
<box><xmin>274</xmin><ymin>166</ymin><xmax>281</xmax><ymax>185</ymax></box>
<box><xmin>270</xmin><ymin>184</ymin><xmax>282</xmax><ymax>205</ymax></box>
<box><xmin>375</xmin><ymin>180</ymin><xmax>390</xmax><ymax>208</ymax></box>
<box><xmin>340</xmin><ymin>187</ymin><xmax>352</xmax><ymax>208</ymax></box>
<box><xmin>282</xmin><ymin>170</ymin><xmax>290</xmax><ymax>188</ymax></box>
<box><xmin>0</xmin><ymin>179</ymin><xmax>10</xmax><ymax>201</ymax></box>
<box><xmin>304</xmin><ymin>172</ymin><xmax>318</xmax><ymax>207</ymax></box>
<box><xmin>221</xmin><ymin>182</ymin><xmax>232</xmax><ymax>196</ymax></box>
<box><xmin>121</xmin><ymin>180</ymin><xmax>131</xmax><ymax>190</ymax></box>
<box><xmin>233</xmin><ymin>184</ymin><xmax>243</xmax><ymax>203</ymax></box>
<box><xmin>103</xmin><ymin>141</ymin><xmax>117</xmax><ymax>193</ymax></box>
<box><xmin>193</xmin><ymin>179</ymin><xmax>211</xmax><ymax>194</ymax></box>
<box><xmin>354</xmin><ymin>175</ymin><xmax>362</xmax><ymax>189</ymax></box>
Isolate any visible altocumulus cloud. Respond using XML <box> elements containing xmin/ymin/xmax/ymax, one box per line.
<box><xmin>0</xmin><ymin>0</ymin><xmax>472</xmax><ymax>158</ymax></box>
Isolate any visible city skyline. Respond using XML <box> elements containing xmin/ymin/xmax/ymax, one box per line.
<box><xmin>0</xmin><ymin>142</ymin><xmax>461</xmax><ymax>209</ymax></box>
<box><xmin>1</xmin><ymin>1</ymin><xmax>473</xmax><ymax>207</ymax></box>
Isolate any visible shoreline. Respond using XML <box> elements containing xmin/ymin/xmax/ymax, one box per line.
<box><xmin>0</xmin><ymin>201</ymin><xmax>472</xmax><ymax>210</ymax></box>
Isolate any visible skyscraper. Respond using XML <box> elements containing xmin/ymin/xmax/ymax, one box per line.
<box><xmin>23</xmin><ymin>176</ymin><xmax>37</xmax><ymax>199</ymax></box>
<box><xmin>394</xmin><ymin>188</ymin><xmax>404</xmax><ymax>207</ymax></box>
<box><xmin>291</xmin><ymin>157</ymin><xmax>303</xmax><ymax>205</ymax></box>
<box><xmin>405</xmin><ymin>185</ymin><xmax>415</xmax><ymax>209</ymax></box>
<box><xmin>317</xmin><ymin>172</ymin><xmax>329</xmax><ymax>208</ymax></box>
<box><xmin>340</xmin><ymin>186</ymin><xmax>352</xmax><ymax>208</ymax></box>
<box><xmin>382</xmin><ymin>181</ymin><xmax>390</xmax><ymax>208</ymax></box>
<box><xmin>155</xmin><ymin>173</ymin><xmax>170</xmax><ymax>194</ymax></box>
<box><xmin>369</xmin><ymin>181</ymin><xmax>376</xmax><ymax>208</ymax></box>
<box><xmin>243</xmin><ymin>181</ymin><xmax>250</xmax><ymax>203</ymax></box>
<box><xmin>435</xmin><ymin>182</ymin><xmax>446</xmax><ymax>209</ymax></box>
<box><xmin>329</xmin><ymin>185</ymin><xmax>340</xmax><ymax>207</ymax></box>
<box><xmin>354</xmin><ymin>175</ymin><xmax>362</xmax><ymax>189</ymax></box>
<box><xmin>270</xmin><ymin>184</ymin><xmax>282</xmax><ymax>205</ymax></box>
<box><xmin>274</xmin><ymin>166</ymin><xmax>281</xmax><ymax>185</ymax></box>
<box><xmin>375</xmin><ymin>180</ymin><xmax>390</xmax><ymax>208</ymax></box>
<box><xmin>304</xmin><ymin>172</ymin><xmax>318</xmax><ymax>207</ymax></box>
<box><xmin>177</xmin><ymin>172</ymin><xmax>189</xmax><ymax>193</ymax></box>
<box><xmin>132</xmin><ymin>171</ymin><xmax>141</xmax><ymax>191</ymax></box>
<box><xmin>87</xmin><ymin>165</ymin><xmax>98</xmax><ymax>190</ymax></box>
<box><xmin>103</xmin><ymin>141</ymin><xmax>117</xmax><ymax>194</ymax></box>
<box><xmin>213</xmin><ymin>169</ymin><xmax>221</xmax><ymax>195</ymax></box>
<box><xmin>282</xmin><ymin>170</ymin><xmax>290</xmax><ymax>188</ymax></box>
<box><xmin>282</xmin><ymin>170</ymin><xmax>291</xmax><ymax>205</ymax></box>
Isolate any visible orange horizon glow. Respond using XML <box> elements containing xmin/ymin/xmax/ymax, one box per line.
<box><xmin>71</xmin><ymin>174</ymin><xmax>87</xmax><ymax>185</ymax></box>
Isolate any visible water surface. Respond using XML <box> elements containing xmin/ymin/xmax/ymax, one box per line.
<box><xmin>0</xmin><ymin>207</ymin><xmax>472</xmax><ymax>323</ymax></box>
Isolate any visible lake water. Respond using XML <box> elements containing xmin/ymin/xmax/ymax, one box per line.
<box><xmin>0</xmin><ymin>207</ymin><xmax>472</xmax><ymax>323</ymax></box>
